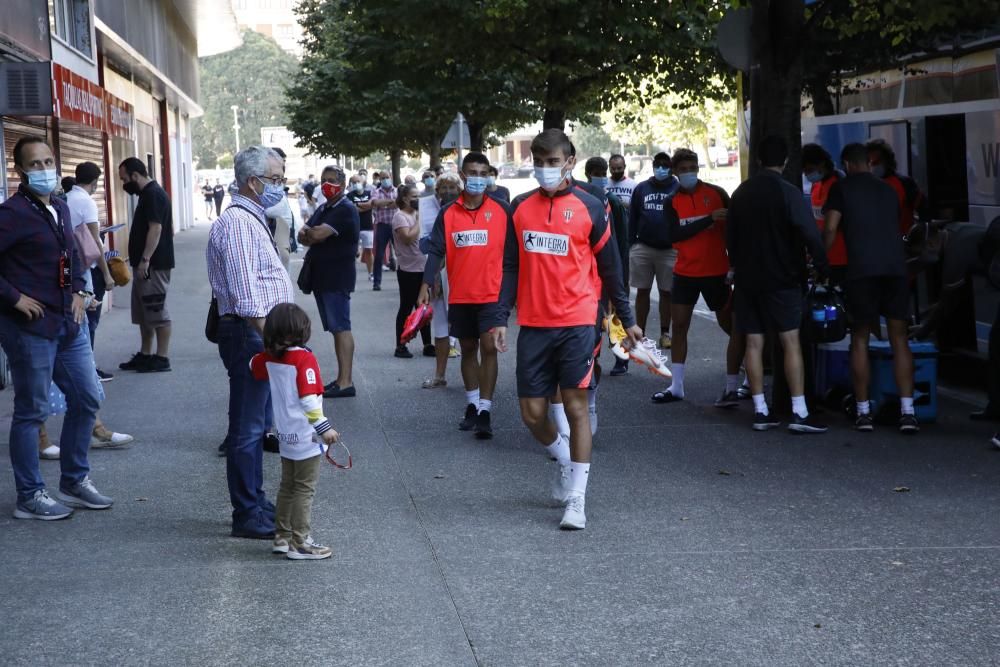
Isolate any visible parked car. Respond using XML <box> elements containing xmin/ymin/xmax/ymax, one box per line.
<box><xmin>708</xmin><ymin>144</ymin><xmax>735</xmax><ymax>167</ymax></box>
<box><xmin>498</xmin><ymin>162</ymin><xmax>518</xmax><ymax>178</ymax></box>
<box><xmin>517</xmin><ymin>158</ymin><xmax>535</xmax><ymax>178</ymax></box>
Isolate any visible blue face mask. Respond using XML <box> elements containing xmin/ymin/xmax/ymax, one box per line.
<box><xmin>534</xmin><ymin>166</ymin><xmax>566</xmax><ymax>192</ymax></box>
<box><xmin>423</xmin><ymin>177</ymin><xmax>435</xmax><ymax>189</ymax></box>
<box><xmin>677</xmin><ymin>173</ymin><xmax>698</xmax><ymax>190</ymax></box>
<box><xmin>254</xmin><ymin>177</ymin><xmax>285</xmax><ymax>209</ymax></box>
<box><xmin>589</xmin><ymin>176</ymin><xmax>608</xmax><ymax>190</ymax></box>
<box><xmin>381</xmin><ymin>178</ymin><xmax>393</xmax><ymax>189</ymax></box>
<box><xmin>464</xmin><ymin>176</ymin><xmax>488</xmax><ymax>195</ymax></box>
<box><xmin>653</xmin><ymin>166</ymin><xmax>671</xmax><ymax>181</ymax></box>
<box><xmin>486</xmin><ymin>176</ymin><xmax>496</xmax><ymax>188</ymax></box>
<box><xmin>25</xmin><ymin>168</ymin><xmax>59</xmax><ymax>196</ymax></box>
<box><xmin>804</xmin><ymin>171</ymin><xmax>823</xmax><ymax>184</ymax></box>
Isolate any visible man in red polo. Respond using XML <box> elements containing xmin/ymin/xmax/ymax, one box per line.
<box><xmin>494</xmin><ymin>129</ymin><xmax>641</xmax><ymax>531</ymax></box>
<box><xmin>420</xmin><ymin>152</ymin><xmax>510</xmax><ymax>439</ymax></box>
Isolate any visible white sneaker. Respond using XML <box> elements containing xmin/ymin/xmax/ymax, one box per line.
<box><xmin>560</xmin><ymin>494</ymin><xmax>586</xmax><ymax>530</ymax></box>
<box><xmin>91</xmin><ymin>431</ymin><xmax>134</xmax><ymax>449</ymax></box>
<box><xmin>550</xmin><ymin>463</ymin><xmax>571</xmax><ymax>503</ymax></box>
<box><xmin>39</xmin><ymin>445</ymin><xmax>61</xmax><ymax>460</ymax></box>
<box><xmin>628</xmin><ymin>338</ymin><xmax>672</xmax><ymax>378</ymax></box>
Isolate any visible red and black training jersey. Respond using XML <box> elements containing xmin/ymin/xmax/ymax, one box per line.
<box><xmin>499</xmin><ymin>186</ymin><xmax>634</xmax><ymax>329</ymax></box>
<box><xmin>670</xmin><ymin>181</ymin><xmax>730</xmax><ymax>278</ymax></box>
<box><xmin>812</xmin><ymin>173</ymin><xmax>847</xmax><ymax>267</ymax></box>
<box><xmin>422</xmin><ymin>194</ymin><xmax>510</xmax><ymax>304</ymax></box>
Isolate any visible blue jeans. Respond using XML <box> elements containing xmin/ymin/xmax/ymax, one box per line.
<box><xmin>216</xmin><ymin>317</ymin><xmax>270</xmax><ymax>524</ymax></box>
<box><xmin>372</xmin><ymin>223</ymin><xmax>394</xmax><ymax>287</ymax></box>
<box><xmin>0</xmin><ymin>316</ymin><xmax>100</xmax><ymax>502</ymax></box>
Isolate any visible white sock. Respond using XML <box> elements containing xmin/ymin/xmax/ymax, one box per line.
<box><xmin>465</xmin><ymin>389</ymin><xmax>480</xmax><ymax>407</ymax></box>
<box><xmin>900</xmin><ymin>397</ymin><xmax>914</xmax><ymax>415</ymax></box>
<box><xmin>668</xmin><ymin>363</ymin><xmax>685</xmax><ymax>397</ymax></box>
<box><xmin>549</xmin><ymin>402</ymin><xmax>570</xmax><ymax>439</ymax></box>
<box><xmin>478</xmin><ymin>398</ymin><xmax>493</xmax><ymax>414</ymax></box>
<box><xmin>545</xmin><ymin>435</ymin><xmax>570</xmax><ymax>466</ymax></box>
<box><xmin>569</xmin><ymin>461</ymin><xmax>590</xmax><ymax>496</ymax></box>
<box><xmin>857</xmin><ymin>400</ymin><xmax>871</xmax><ymax>415</ymax></box>
<box><xmin>726</xmin><ymin>374</ymin><xmax>740</xmax><ymax>393</ymax></box>
<box><xmin>791</xmin><ymin>395</ymin><xmax>808</xmax><ymax>419</ymax></box>
<box><xmin>752</xmin><ymin>393</ymin><xmax>768</xmax><ymax>415</ymax></box>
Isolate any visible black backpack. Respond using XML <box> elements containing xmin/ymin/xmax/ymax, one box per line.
<box><xmin>806</xmin><ymin>284</ymin><xmax>848</xmax><ymax>343</ymax></box>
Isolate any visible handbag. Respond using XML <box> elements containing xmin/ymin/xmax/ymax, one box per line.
<box><xmin>297</xmin><ymin>253</ymin><xmax>314</xmax><ymax>295</ymax></box>
<box><xmin>806</xmin><ymin>284</ymin><xmax>848</xmax><ymax>343</ymax></box>
<box><xmin>73</xmin><ymin>224</ymin><xmax>102</xmax><ymax>268</ymax></box>
<box><xmin>205</xmin><ymin>296</ymin><xmax>220</xmax><ymax>344</ymax></box>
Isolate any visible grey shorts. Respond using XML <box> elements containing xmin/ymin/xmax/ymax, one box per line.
<box><xmin>131</xmin><ymin>268</ymin><xmax>171</xmax><ymax>328</ymax></box>
<box><xmin>629</xmin><ymin>244</ymin><xmax>677</xmax><ymax>291</ymax></box>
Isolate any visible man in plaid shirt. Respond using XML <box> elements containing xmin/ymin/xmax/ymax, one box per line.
<box><xmin>370</xmin><ymin>171</ymin><xmax>397</xmax><ymax>290</ymax></box>
<box><xmin>207</xmin><ymin>145</ymin><xmax>294</xmax><ymax>539</ymax></box>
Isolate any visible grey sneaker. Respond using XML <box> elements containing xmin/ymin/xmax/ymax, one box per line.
<box><xmin>560</xmin><ymin>494</ymin><xmax>586</xmax><ymax>530</ymax></box>
<box><xmin>272</xmin><ymin>536</ymin><xmax>290</xmax><ymax>554</ymax></box>
<box><xmin>55</xmin><ymin>477</ymin><xmax>113</xmax><ymax>510</ymax></box>
<box><xmin>13</xmin><ymin>489</ymin><xmax>74</xmax><ymax>520</ymax></box>
<box><xmin>551</xmin><ymin>463</ymin><xmax>571</xmax><ymax>504</ymax></box>
<box><xmin>287</xmin><ymin>537</ymin><xmax>333</xmax><ymax>560</ymax></box>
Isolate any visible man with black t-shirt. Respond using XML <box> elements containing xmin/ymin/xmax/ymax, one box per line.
<box><xmin>346</xmin><ymin>174</ymin><xmax>375</xmax><ymax>280</ymax></box>
<box><xmin>118</xmin><ymin>157</ymin><xmax>174</xmax><ymax>373</ymax></box>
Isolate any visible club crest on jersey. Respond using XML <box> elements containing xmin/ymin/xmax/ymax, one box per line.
<box><xmin>562</xmin><ymin>209</ymin><xmax>574</xmax><ymax>223</ymax></box>
<box><xmin>523</xmin><ymin>230</ymin><xmax>569</xmax><ymax>256</ymax></box>
<box><xmin>484</xmin><ymin>211</ymin><xmax>492</xmax><ymax>222</ymax></box>
<box><xmin>453</xmin><ymin>230</ymin><xmax>488</xmax><ymax>247</ymax></box>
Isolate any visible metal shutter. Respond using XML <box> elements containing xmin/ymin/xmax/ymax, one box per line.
<box><xmin>57</xmin><ymin>127</ymin><xmax>107</xmax><ymax>224</ymax></box>
<box><xmin>3</xmin><ymin>116</ymin><xmax>51</xmax><ymax>200</ymax></box>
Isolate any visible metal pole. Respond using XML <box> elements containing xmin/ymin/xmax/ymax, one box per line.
<box><xmin>456</xmin><ymin>112</ymin><xmax>464</xmax><ymax>167</ymax></box>
<box><xmin>231</xmin><ymin>105</ymin><xmax>241</xmax><ymax>153</ymax></box>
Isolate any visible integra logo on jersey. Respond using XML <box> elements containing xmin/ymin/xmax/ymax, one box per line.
<box><xmin>452</xmin><ymin>230</ymin><xmax>488</xmax><ymax>247</ymax></box>
<box><xmin>522</xmin><ymin>230</ymin><xmax>569</xmax><ymax>256</ymax></box>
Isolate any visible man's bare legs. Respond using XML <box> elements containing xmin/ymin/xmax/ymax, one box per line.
<box><xmin>333</xmin><ymin>331</ymin><xmax>354</xmax><ymax>388</ymax></box>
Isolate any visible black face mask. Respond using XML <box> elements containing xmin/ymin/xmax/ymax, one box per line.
<box><xmin>408</xmin><ymin>199</ymin><xmax>419</xmax><ymax>210</ymax></box>
<box><xmin>123</xmin><ymin>181</ymin><xmax>141</xmax><ymax>196</ymax></box>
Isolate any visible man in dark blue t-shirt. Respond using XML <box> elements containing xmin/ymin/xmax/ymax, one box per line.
<box><xmin>298</xmin><ymin>165</ymin><xmax>360</xmax><ymax>399</ymax></box>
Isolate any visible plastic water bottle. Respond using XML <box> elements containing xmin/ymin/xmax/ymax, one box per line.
<box><xmin>825</xmin><ymin>305</ymin><xmax>837</xmax><ymax>321</ymax></box>
<box><xmin>812</xmin><ymin>307</ymin><xmax>826</xmax><ymax>322</ymax></box>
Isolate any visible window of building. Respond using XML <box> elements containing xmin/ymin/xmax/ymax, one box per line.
<box><xmin>276</xmin><ymin>24</ymin><xmax>295</xmax><ymax>39</ymax></box>
<box><xmin>51</xmin><ymin>0</ymin><xmax>93</xmax><ymax>58</ymax></box>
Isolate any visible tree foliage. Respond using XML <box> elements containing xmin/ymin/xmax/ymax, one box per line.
<box><xmin>192</xmin><ymin>31</ymin><xmax>298</xmax><ymax>169</ymax></box>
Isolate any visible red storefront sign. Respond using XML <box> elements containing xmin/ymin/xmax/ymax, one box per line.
<box><xmin>51</xmin><ymin>63</ymin><xmax>134</xmax><ymax>141</ymax></box>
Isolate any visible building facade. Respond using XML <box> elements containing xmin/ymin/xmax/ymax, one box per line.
<box><xmin>0</xmin><ymin>0</ymin><xmax>239</xmax><ymax>255</ymax></box>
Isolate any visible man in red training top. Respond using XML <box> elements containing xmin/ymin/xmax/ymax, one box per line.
<box><xmin>494</xmin><ymin>129</ymin><xmax>641</xmax><ymax>531</ymax></box>
<box><xmin>419</xmin><ymin>152</ymin><xmax>510</xmax><ymax>439</ymax></box>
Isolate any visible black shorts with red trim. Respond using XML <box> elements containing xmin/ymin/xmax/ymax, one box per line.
<box><xmin>672</xmin><ymin>274</ymin><xmax>731</xmax><ymax>311</ymax></box>
<box><xmin>516</xmin><ymin>325</ymin><xmax>597</xmax><ymax>398</ymax></box>
<box><xmin>449</xmin><ymin>302</ymin><xmax>505</xmax><ymax>340</ymax></box>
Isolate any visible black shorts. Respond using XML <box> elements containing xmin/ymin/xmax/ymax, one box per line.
<box><xmin>845</xmin><ymin>275</ymin><xmax>910</xmax><ymax>322</ymax></box>
<box><xmin>672</xmin><ymin>274</ymin><xmax>731</xmax><ymax>311</ymax></box>
<box><xmin>734</xmin><ymin>287</ymin><xmax>803</xmax><ymax>335</ymax></box>
<box><xmin>448</xmin><ymin>302</ymin><xmax>504</xmax><ymax>340</ymax></box>
<box><xmin>516</xmin><ymin>326</ymin><xmax>597</xmax><ymax>398</ymax></box>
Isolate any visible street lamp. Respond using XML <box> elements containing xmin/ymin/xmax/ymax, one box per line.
<box><xmin>231</xmin><ymin>105</ymin><xmax>241</xmax><ymax>153</ymax></box>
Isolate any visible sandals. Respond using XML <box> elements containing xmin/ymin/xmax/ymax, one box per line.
<box><xmin>651</xmin><ymin>389</ymin><xmax>683</xmax><ymax>404</ymax></box>
<box><xmin>422</xmin><ymin>377</ymin><xmax>447</xmax><ymax>389</ymax></box>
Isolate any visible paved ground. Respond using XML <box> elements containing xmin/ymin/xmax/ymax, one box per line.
<box><xmin>2</xmin><ymin>224</ymin><xmax>999</xmax><ymax>666</ymax></box>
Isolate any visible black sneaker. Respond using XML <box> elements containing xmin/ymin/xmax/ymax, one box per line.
<box><xmin>96</xmin><ymin>368</ymin><xmax>114</xmax><ymax>382</ymax></box>
<box><xmin>898</xmin><ymin>413</ymin><xmax>920</xmax><ymax>435</ymax></box>
<box><xmin>609</xmin><ymin>358</ymin><xmax>628</xmax><ymax>376</ymax></box>
<box><xmin>474</xmin><ymin>410</ymin><xmax>493</xmax><ymax>440</ymax></box>
<box><xmin>714</xmin><ymin>390</ymin><xmax>740</xmax><ymax>409</ymax></box>
<box><xmin>752</xmin><ymin>411</ymin><xmax>781</xmax><ymax>431</ymax></box>
<box><xmin>788</xmin><ymin>413</ymin><xmax>828</xmax><ymax>434</ymax></box>
<box><xmin>991</xmin><ymin>433</ymin><xmax>1000</xmax><ymax>449</ymax></box>
<box><xmin>855</xmin><ymin>413</ymin><xmax>874</xmax><ymax>432</ymax></box>
<box><xmin>373</xmin><ymin>284</ymin><xmax>381</xmax><ymax>291</ymax></box>
<box><xmin>394</xmin><ymin>345</ymin><xmax>413</xmax><ymax>359</ymax></box>
<box><xmin>459</xmin><ymin>404</ymin><xmax>478</xmax><ymax>431</ymax></box>
<box><xmin>217</xmin><ymin>439</ymin><xmax>228</xmax><ymax>457</ymax></box>
<box><xmin>137</xmin><ymin>355</ymin><xmax>171</xmax><ymax>373</ymax></box>
<box><xmin>263</xmin><ymin>433</ymin><xmax>280</xmax><ymax>453</ymax></box>
<box><xmin>423</xmin><ymin>344</ymin><xmax>436</xmax><ymax>358</ymax></box>
<box><xmin>119</xmin><ymin>352</ymin><xmax>151</xmax><ymax>371</ymax></box>
<box><xmin>323</xmin><ymin>384</ymin><xmax>356</xmax><ymax>399</ymax></box>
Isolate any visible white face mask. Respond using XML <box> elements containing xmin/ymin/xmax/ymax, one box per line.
<box><xmin>534</xmin><ymin>166</ymin><xmax>566</xmax><ymax>192</ymax></box>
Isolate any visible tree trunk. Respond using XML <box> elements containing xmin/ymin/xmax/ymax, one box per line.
<box><xmin>468</xmin><ymin>122</ymin><xmax>485</xmax><ymax>152</ymax></box>
<box><xmin>749</xmin><ymin>0</ymin><xmax>805</xmax><ymax>183</ymax></box>
<box><xmin>428</xmin><ymin>142</ymin><xmax>441</xmax><ymax>169</ymax></box>
<box><xmin>542</xmin><ymin>107</ymin><xmax>566</xmax><ymax>131</ymax></box>
<box><xmin>390</xmin><ymin>148</ymin><xmax>402</xmax><ymax>185</ymax></box>
<box><xmin>806</xmin><ymin>76</ymin><xmax>836</xmax><ymax>117</ymax></box>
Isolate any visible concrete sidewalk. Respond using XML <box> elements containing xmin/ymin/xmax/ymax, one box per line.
<box><xmin>1</xmin><ymin>225</ymin><xmax>998</xmax><ymax>666</ymax></box>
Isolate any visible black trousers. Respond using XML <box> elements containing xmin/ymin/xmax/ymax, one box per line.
<box><xmin>396</xmin><ymin>270</ymin><xmax>431</xmax><ymax>347</ymax></box>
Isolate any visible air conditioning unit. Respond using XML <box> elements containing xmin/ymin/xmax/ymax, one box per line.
<box><xmin>0</xmin><ymin>62</ymin><xmax>53</xmax><ymax>116</ymax></box>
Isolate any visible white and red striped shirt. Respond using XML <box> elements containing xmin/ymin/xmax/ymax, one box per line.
<box><xmin>206</xmin><ymin>193</ymin><xmax>294</xmax><ymax>318</ymax></box>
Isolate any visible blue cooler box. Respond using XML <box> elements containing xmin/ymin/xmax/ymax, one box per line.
<box><xmin>868</xmin><ymin>340</ymin><xmax>938</xmax><ymax>422</ymax></box>
<box><xmin>815</xmin><ymin>338</ymin><xmax>852</xmax><ymax>398</ymax></box>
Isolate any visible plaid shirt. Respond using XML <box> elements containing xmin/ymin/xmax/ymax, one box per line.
<box><xmin>371</xmin><ymin>185</ymin><xmax>398</xmax><ymax>226</ymax></box>
<box><xmin>0</xmin><ymin>186</ymin><xmax>86</xmax><ymax>339</ymax></box>
<box><xmin>206</xmin><ymin>194</ymin><xmax>294</xmax><ymax>319</ymax></box>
